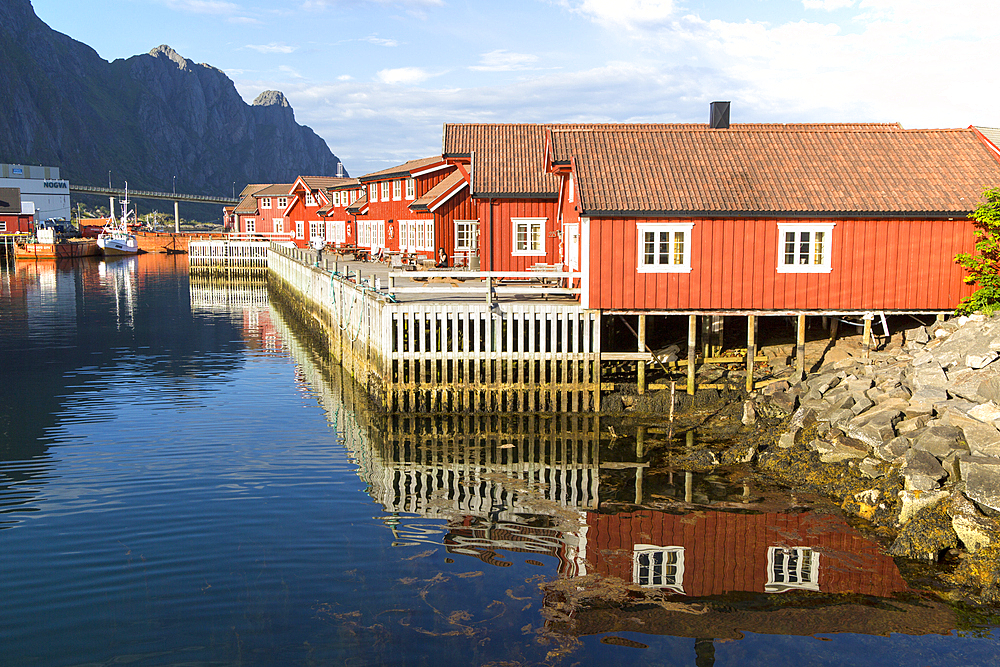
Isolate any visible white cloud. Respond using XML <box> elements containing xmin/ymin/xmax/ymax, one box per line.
<box><xmin>361</xmin><ymin>36</ymin><xmax>399</xmax><ymax>47</ymax></box>
<box><xmin>246</xmin><ymin>43</ymin><xmax>297</xmax><ymax>54</ymax></box>
<box><xmin>470</xmin><ymin>50</ymin><xmax>540</xmax><ymax>72</ymax></box>
<box><xmin>564</xmin><ymin>0</ymin><xmax>677</xmax><ymax>30</ymax></box>
<box><xmin>228</xmin><ymin>16</ymin><xmax>261</xmax><ymax>24</ymax></box>
<box><xmin>338</xmin><ymin>74</ymin><xmax>353</xmax><ymax>81</ymax></box>
<box><xmin>376</xmin><ymin>67</ymin><xmax>433</xmax><ymax>85</ymax></box>
<box><xmin>162</xmin><ymin>0</ymin><xmax>241</xmax><ymax>14</ymax></box>
<box><xmin>802</xmin><ymin>0</ymin><xmax>855</xmax><ymax>9</ymax></box>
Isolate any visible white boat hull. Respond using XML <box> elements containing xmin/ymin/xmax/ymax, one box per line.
<box><xmin>98</xmin><ymin>235</ymin><xmax>139</xmax><ymax>256</ymax></box>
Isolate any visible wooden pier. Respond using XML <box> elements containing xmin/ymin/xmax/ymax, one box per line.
<box><xmin>189</xmin><ymin>237</ymin><xmax>269</xmax><ymax>274</ymax></box>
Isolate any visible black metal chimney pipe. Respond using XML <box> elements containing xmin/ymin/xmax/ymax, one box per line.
<box><xmin>710</xmin><ymin>101</ymin><xmax>731</xmax><ymax>129</ymax></box>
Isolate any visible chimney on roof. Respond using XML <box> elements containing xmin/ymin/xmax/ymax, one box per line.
<box><xmin>710</xmin><ymin>101</ymin><xmax>731</xmax><ymax>129</ymax></box>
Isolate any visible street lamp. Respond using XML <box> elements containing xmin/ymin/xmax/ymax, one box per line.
<box><xmin>108</xmin><ymin>170</ymin><xmax>111</xmax><ymax>189</ymax></box>
<box><xmin>172</xmin><ymin>175</ymin><xmax>176</xmax><ymax>194</ymax></box>
<box><xmin>232</xmin><ymin>182</ymin><xmax>235</xmax><ymax>198</ymax></box>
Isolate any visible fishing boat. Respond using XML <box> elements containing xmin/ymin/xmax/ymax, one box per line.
<box><xmin>14</xmin><ymin>228</ymin><xmax>100</xmax><ymax>259</ymax></box>
<box><xmin>97</xmin><ymin>186</ymin><xmax>140</xmax><ymax>256</ymax></box>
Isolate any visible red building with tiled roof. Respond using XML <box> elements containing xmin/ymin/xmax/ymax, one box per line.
<box><xmin>285</xmin><ymin>175</ymin><xmax>358</xmax><ymax>249</ymax></box>
<box><xmin>544</xmin><ymin>123</ymin><xmax>1000</xmax><ymax>313</ymax></box>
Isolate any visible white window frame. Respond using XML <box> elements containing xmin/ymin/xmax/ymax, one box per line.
<box><xmin>766</xmin><ymin>546</ymin><xmax>820</xmax><ymax>592</ymax></box>
<box><xmin>245</xmin><ymin>218</ymin><xmax>255</xmax><ymax>233</ymax></box>
<box><xmin>636</xmin><ymin>223</ymin><xmax>693</xmax><ymax>273</ymax></box>
<box><xmin>393</xmin><ymin>179</ymin><xmax>402</xmax><ymax>200</ymax></box>
<box><xmin>277</xmin><ymin>196</ymin><xmax>288</xmax><ymax>209</ymax></box>
<box><xmin>633</xmin><ymin>545</ymin><xmax>685</xmax><ymax>594</ymax></box>
<box><xmin>295</xmin><ymin>220</ymin><xmax>304</xmax><ymax>239</ymax></box>
<box><xmin>405</xmin><ymin>178</ymin><xmax>416</xmax><ymax>200</ymax></box>
<box><xmin>777</xmin><ymin>223</ymin><xmax>835</xmax><ymax>273</ymax></box>
<box><xmin>369</xmin><ymin>183</ymin><xmax>377</xmax><ymax>202</ymax></box>
<box><xmin>455</xmin><ymin>220</ymin><xmax>478</xmax><ymax>252</ymax></box>
<box><xmin>380</xmin><ymin>181</ymin><xmax>390</xmax><ymax>202</ymax></box>
<box><xmin>260</xmin><ymin>197</ymin><xmax>271</xmax><ymax>209</ymax></box>
<box><xmin>272</xmin><ymin>218</ymin><xmax>284</xmax><ymax>235</ymax></box>
<box><xmin>512</xmin><ymin>217</ymin><xmax>546</xmax><ymax>256</ymax></box>
<box><xmin>305</xmin><ymin>192</ymin><xmax>316</xmax><ymax>207</ymax></box>
<box><xmin>568</xmin><ymin>174</ymin><xmax>574</xmax><ymax>203</ymax></box>
<box><xmin>309</xmin><ymin>220</ymin><xmax>323</xmax><ymax>242</ymax></box>
<box><xmin>333</xmin><ymin>191</ymin><xmax>341</xmax><ymax>207</ymax></box>
<box><xmin>0</xmin><ymin>222</ymin><xmax>6</xmax><ymax>232</ymax></box>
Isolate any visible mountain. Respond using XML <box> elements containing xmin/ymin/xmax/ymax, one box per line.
<box><xmin>0</xmin><ymin>0</ymin><xmax>345</xmax><ymax>206</ymax></box>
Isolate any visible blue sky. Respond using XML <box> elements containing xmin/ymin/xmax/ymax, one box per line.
<box><xmin>31</xmin><ymin>0</ymin><xmax>1000</xmax><ymax>177</ymax></box>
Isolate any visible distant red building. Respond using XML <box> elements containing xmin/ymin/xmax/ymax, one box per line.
<box><xmin>0</xmin><ymin>187</ymin><xmax>33</xmax><ymax>234</ymax></box>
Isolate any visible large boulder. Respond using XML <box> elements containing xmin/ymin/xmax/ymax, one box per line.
<box><xmin>960</xmin><ymin>456</ymin><xmax>1000</xmax><ymax>513</ymax></box>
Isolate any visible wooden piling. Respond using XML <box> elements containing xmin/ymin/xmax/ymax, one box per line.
<box><xmin>687</xmin><ymin>314</ymin><xmax>697</xmax><ymax>395</ymax></box>
<box><xmin>796</xmin><ymin>314</ymin><xmax>806</xmax><ymax>380</ymax></box>
<box><xmin>863</xmin><ymin>316</ymin><xmax>872</xmax><ymax>359</ymax></box>
<box><xmin>746</xmin><ymin>314</ymin><xmax>756</xmax><ymax>393</ymax></box>
<box><xmin>637</xmin><ymin>314</ymin><xmax>646</xmax><ymax>394</ymax></box>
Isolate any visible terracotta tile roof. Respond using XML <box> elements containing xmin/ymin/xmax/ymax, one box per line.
<box><xmin>299</xmin><ymin>176</ymin><xmax>356</xmax><ymax>190</ymax></box>
<box><xmin>549</xmin><ymin>127</ymin><xmax>1000</xmax><ymax>215</ymax></box>
<box><xmin>358</xmin><ymin>157</ymin><xmax>443</xmax><ymax>182</ymax></box>
<box><xmin>443</xmin><ymin>123</ymin><xmax>905</xmax><ymax>198</ymax></box>
<box><xmin>346</xmin><ymin>192</ymin><xmax>368</xmax><ymax>215</ymax></box>
<box><xmin>409</xmin><ymin>170</ymin><xmax>467</xmax><ymax>212</ymax></box>
<box><xmin>253</xmin><ymin>183</ymin><xmax>294</xmax><ymax>197</ymax></box>
<box><xmin>234</xmin><ymin>184</ymin><xmax>270</xmax><ymax>214</ymax></box>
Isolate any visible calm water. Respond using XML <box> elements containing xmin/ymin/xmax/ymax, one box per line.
<box><xmin>1</xmin><ymin>253</ymin><xmax>998</xmax><ymax>666</ymax></box>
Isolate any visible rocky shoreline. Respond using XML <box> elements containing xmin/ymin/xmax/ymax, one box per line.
<box><xmin>742</xmin><ymin>313</ymin><xmax>1000</xmax><ymax>604</ymax></box>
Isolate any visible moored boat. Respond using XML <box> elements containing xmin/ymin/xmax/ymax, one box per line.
<box><xmin>98</xmin><ymin>186</ymin><xmax>140</xmax><ymax>256</ymax></box>
<box><xmin>14</xmin><ymin>228</ymin><xmax>100</xmax><ymax>259</ymax></box>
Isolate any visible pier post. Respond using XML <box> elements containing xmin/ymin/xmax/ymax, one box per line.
<box><xmin>174</xmin><ymin>201</ymin><xmax>179</xmax><ymax>234</ymax></box>
<box><xmin>796</xmin><ymin>314</ymin><xmax>806</xmax><ymax>380</ymax></box>
<box><xmin>746</xmin><ymin>314</ymin><xmax>756</xmax><ymax>393</ymax></box>
<box><xmin>862</xmin><ymin>316</ymin><xmax>873</xmax><ymax>359</ymax></box>
<box><xmin>637</xmin><ymin>314</ymin><xmax>646</xmax><ymax>394</ymax></box>
<box><xmin>830</xmin><ymin>316</ymin><xmax>839</xmax><ymax>342</ymax></box>
<box><xmin>687</xmin><ymin>314</ymin><xmax>696</xmax><ymax>395</ymax></box>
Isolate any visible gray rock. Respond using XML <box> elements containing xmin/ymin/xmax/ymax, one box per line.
<box><xmin>960</xmin><ymin>456</ymin><xmax>1000</xmax><ymax>513</ymax></box>
<box><xmin>859</xmin><ymin>457</ymin><xmax>887</xmax><ymax>479</ymax></box>
<box><xmin>846</xmin><ymin>378</ymin><xmax>875</xmax><ymax>394</ymax></box>
<box><xmin>769</xmin><ymin>389</ymin><xmax>799</xmax><ymax>415</ymax></box>
<box><xmin>968</xmin><ymin>401</ymin><xmax>1000</xmax><ymax>425</ymax></box>
<box><xmin>778</xmin><ymin>431</ymin><xmax>797</xmax><ymax>449</ymax></box>
<box><xmin>968</xmin><ymin>351</ymin><xmax>1000</xmax><ymax>370</ymax></box>
<box><xmin>913</xmin><ymin>366</ymin><xmax>949</xmax><ymax>391</ymax></box>
<box><xmin>850</xmin><ymin>395</ymin><xmax>875</xmax><ymax>416</ymax></box>
<box><xmin>979</xmin><ymin>376</ymin><xmax>1000</xmax><ymax>404</ymax></box>
<box><xmin>807</xmin><ymin>373</ymin><xmax>841</xmax><ymax>395</ymax></box>
<box><xmin>912</xmin><ymin>350</ymin><xmax>936</xmax><ymax>366</ymax></box>
<box><xmin>911</xmin><ymin>424</ymin><xmax>966</xmax><ymax>459</ymax></box>
<box><xmin>901</xmin><ymin>448</ymin><xmax>948</xmax><ymax>491</ymax></box>
<box><xmin>876</xmin><ymin>385</ymin><xmax>912</xmax><ymax>404</ymax></box>
<box><xmin>875</xmin><ymin>436</ymin><xmax>912</xmax><ymax>462</ymax></box>
<box><xmin>809</xmin><ymin>438</ymin><xmax>833</xmax><ymax>454</ymax></box>
<box><xmin>742</xmin><ymin>400</ymin><xmax>758</xmax><ymax>425</ymax></box>
<box><xmin>905</xmin><ymin>326</ymin><xmax>930</xmax><ymax>344</ymax></box>
<box><xmin>819</xmin><ymin>439</ymin><xmax>869</xmax><ymax>463</ymax></box>
<box><xmin>761</xmin><ymin>380</ymin><xmax>790</xmax><ymax>396</ymax></box>
<box><xmin>940</xmin><ymin>409</ymin><xmax>1000</xmax><ymax>457</ymax></box>
<box><xmin>847</xmin><ymin>408</ymin><xmax>902</xmax><ymax>448</ymax></box>
<box><xmin>898</xmin><ymin>489</ymin><xmax>950</xmax><ymax>524</ymax></box>
<box><xmin>828</xmin><ymin>392</ymin><xmax>856</xmax><ymax>411</ymax></box>
<box><xmin>897</xmin><ymin>414</ymin><xmax>931</xmax><ymax>435</ymax></box>
<box><xmin>949</xmin><ymin>490</ymin><xmax>998</xmax><ymax>552</ymax></box>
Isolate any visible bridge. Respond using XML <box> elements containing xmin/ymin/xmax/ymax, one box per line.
<box><xmin>70</xmin><ymin>184</ymin><xmax>238</xmax><ymax>205</ymax></box>
<box><xmin>70</xmin><ymin>185</ymin><xmax>239</xmax><ymax>232</ymax></box>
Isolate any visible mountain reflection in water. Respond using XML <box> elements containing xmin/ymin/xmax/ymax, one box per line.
<box><xmin>0</xmin><ymin>255</ymin><xmax>993</xmax><ymax>666</ymax></box>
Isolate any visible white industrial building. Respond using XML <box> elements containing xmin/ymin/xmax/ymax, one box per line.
<box><xmin>0</xmin><ymin>163</ymin><xmax>71</xmax><ymax>222</ymax></box>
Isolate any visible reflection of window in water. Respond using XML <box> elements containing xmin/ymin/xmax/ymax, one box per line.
<box><xmin>766</xmin><ymin>546</ymin><xmax>820</xmax><ymax>592</ymax></box>
<box><xmin>633</xmin><ymin>545</ymin><xmax>685</xmax><ymax>594</ymax></box>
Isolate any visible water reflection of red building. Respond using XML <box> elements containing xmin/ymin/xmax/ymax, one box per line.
<box><xmin>586</xmin><ymin>509</ymin><xmax>909</xmax><ymax>598</ymax></box>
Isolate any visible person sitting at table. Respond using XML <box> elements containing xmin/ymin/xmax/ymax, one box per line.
<box><xmin>436</xmin><ymin>247</ymin><xmax>448</xmax><ymax>268</ymax></box>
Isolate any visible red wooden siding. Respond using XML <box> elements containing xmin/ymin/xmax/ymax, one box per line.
<box><xmin>586</xmin><ymin>510</ymin><xmax>908</xmax><ymax>598</ymax></box>
<box><xmin>478</xmin><ymin>198</ymin><xmax>562</xmax><ymax>271</ymax></box>
<box><xmin>432</xmin><ymin>187</ymin><xmax>480</xmax><ymax>267</ymax></box>
<box><xmin>587</xmin><ymin>216</ymin><xmax>975</xmax><ymax>311</ymax></box>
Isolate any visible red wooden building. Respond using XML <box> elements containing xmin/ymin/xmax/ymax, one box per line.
<box><xmin>543</xmin><ymin>122</ymin><xmax>1000</xmax><ymax>314</ymax></box>
<box><xmin>286</xmin><ymin>175</ymin><xmax>357</xmax><ymax>249</ymax></box>
<box><xmin>0</xmin><ymin>187</ymin><xmax>34</xmax><ymax>234</ymax></box>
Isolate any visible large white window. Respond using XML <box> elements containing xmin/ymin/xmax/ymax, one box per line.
<box><xmin>633</xmin><ymin>545</ymin><xmax>685</xmax><ymax>595</ymax></box>
<box><xmin>305</xmin><ymin>192</ymin><xmax>316</xmax><ymax>207</ymax></box>
<box><xmin>295</xmin><ymin>220</ymin><xmax>304</xmax><ymax>239</ymax></box>
<box><xmin>399</xmin><ymin>220</ymin><xmax>434</xmax><ymax>252</ymax></box>
<box><xmin>369</xmin><ymin>183</ymin><xmax>377</xmax><ymax>202</ymax></box>
<box><xmin>777</xmin><ymin>223</ymin><xmax>835</xmax><ymax>273</ymax></box>
<box><xmin>326</xmin><ymin>220</ymin><xmax>346</xmax><ymax>244</ymax></box>
<box><xmin>512</xmin><ymin>217</ymin><xmax>546</xmax><ymax>256</ymax></box>
<box><xmin>333</xmin><ymin>191</ymin><xmax>341</xmax><ymax>207</ymax></box>
<box><xmin>272</xmin><ymin>218</ymin><xmax>284</xmax><ymax>235</ymax></box>
<box><xmin>309</xmin><ymin>220</ymin><xmax>323</xmax><ymax>242</ymax></box>
<box><xmin>636</xmin><ymin>223</ymin><xmax>693</xmax><ymax>273</ymax></box>
<box><xmin>277</xmin><ymin>196</ymin><xmax>288</xmax><ymax>209</ymax></box>
<box><xmin>393</xmin><ymin>179</ymin><xmax>402</xmax><ymax>200</ymax></box>
<box><xmin>455</xmin><ymin>220</ymin><xmax>478</xmax><ymax>251</ymax></box>
<box><xmin>766</xmin><ymin>546</ymin><xmax>820</xmax><ymax>592</ymax></box>
<box><xmin>260</xmin><ymin>197</ymin><xmax>271</xmax><ymax>209</ymax></box>
<box><xmin>405</xmin><ymin>178</ymin><xmax>416</xmax><ymax>200</ymax></box>
<box><xmin>380</xmin><ymin>181</ymin><xmax>390</xmax><ymax>202</ymax></box>
<box><xmin>245</xmin><ymin>218</ymin><xmax>255</xmax><ymax>233</ymax></box>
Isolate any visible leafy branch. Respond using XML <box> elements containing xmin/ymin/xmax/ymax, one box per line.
<box><xmin>956</xmin><ymin>186</ymin><xmax>1000</xmax><ymax>315</ymax></box>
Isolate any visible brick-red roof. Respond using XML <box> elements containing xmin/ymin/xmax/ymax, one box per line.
<box><xmin>443</xmin><ymin>123</ymin><xmax>906</xmax><ymax>198</ymax></box>
<box><xmin>550</xmin><ymin>127</ymin><xmax>1000</xmax><ymax>215</ymax></box>
<box><xmin>358</xmin><ymin>157</ymin><xmax>442</xmax><ymax>182</ymax></box>
<box><xmin>409</xmin><ymin>169</ymin><xmax>466</xmax><ymax>212</ymax></box>
<box><xmin>346</xmin><ymin>192</ymin><xmax>368</xmax><ymax>215</ymax></box>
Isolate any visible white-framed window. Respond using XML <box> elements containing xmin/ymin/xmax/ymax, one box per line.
<box><xmin>245</xmin><ymin>218</ymin><xmax>255</xmax><ymax>233</ymax></box>
<box><xmin>636</xmin><ymin>223</ymin><xmax>694</xmax><ymax>273</ymax></box>
<box><xmin>272</xmin><ymin>218</ymin><xmax>284</xmax><ymax>235</ymax></box>
<box><xmin>455</xmin><ymin>220</ymin><xmax>478</xmax><ymax>251</ymax></box>
<box><xmin>295</xmin><ymin>220</ymin><xmax>304</xmax><ymax>239</ymax></box>
<box><xmin>333</xmin><ymin>191</ymin><xmax>341</xmax><ymax>207</ymax></box>
<box><xmin>405</xmin><ymin>178</ymin><xmax>415</xmax><ymax>200</ymax></box>
<box><xmin>393</xmin><ymin>179</ymin><xmax>402</xmax><ymax>200</ymax></box>
<box><xmin>326</xmin><ymin>220</ymin><xmax>346</xmax><ymax>244</ymax></box>
<box><xmin>260</xmin><ymin>197</ymin><xmax>272</xmax><ymax>209</ymax></box>
<box><xmin>305</xmin><ymin>192</ymin><xmax>316</xmax><ymax>207</ymax></box>
<box><xmin>369</xmin><ymin>183</ymin><xmax>377</xmax><ymax>202</ymax></box>
<box><xmin>633</xmin><ymin>545</ymin><xmax>685</xmax><ymax>595</ymax></box>
<box><xmin>766</xmin><ymin>546</ymin><xmax>820</xmax><ymax>592</ymax></box>
<box><xmin>380</xmin><ymin>181</ymin><xmax>390</xmax><ymax>202</ymax></box>
<box><xmin>568</xmin><ymin>174</ymin><xmax>574</xmax><ymax>203</ymax></box>
<box><xmin>777</xmin><ymin>223</ymin><xmax>835</xmax><ymax>273</ymax></box>
<box><xmin>512</xmin><ymin>217</ymin><xmax>546</xmax><ymax>256</ymax></box>
<box><xmin>309</xmin><ymin>220</ymin><xmax>323</xmax><ymax>242</ymax></box>
<box><xmin>277</xmin><ymin>196</ymin><xmax>288</xmax><ymax>209</ymax></box>
<box><xmin>0</xmin><ymin>222</ymin><xmax>6</xmax><ymax>232</ymax></box>
<box><xmin>399</xmin><ymin>220</ymin><xmax>434</xmax><ymax>252</ymax></box>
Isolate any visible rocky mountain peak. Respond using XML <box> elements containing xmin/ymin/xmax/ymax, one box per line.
<box><xmin>253</xmin><ymin>91</ymin><xmax>290</xmax><ymax>108</ymax></box>
<box><xmin>149</xmin><ymin>44</ymin><xmax>189</xmax><ymax>71</ymax></box>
